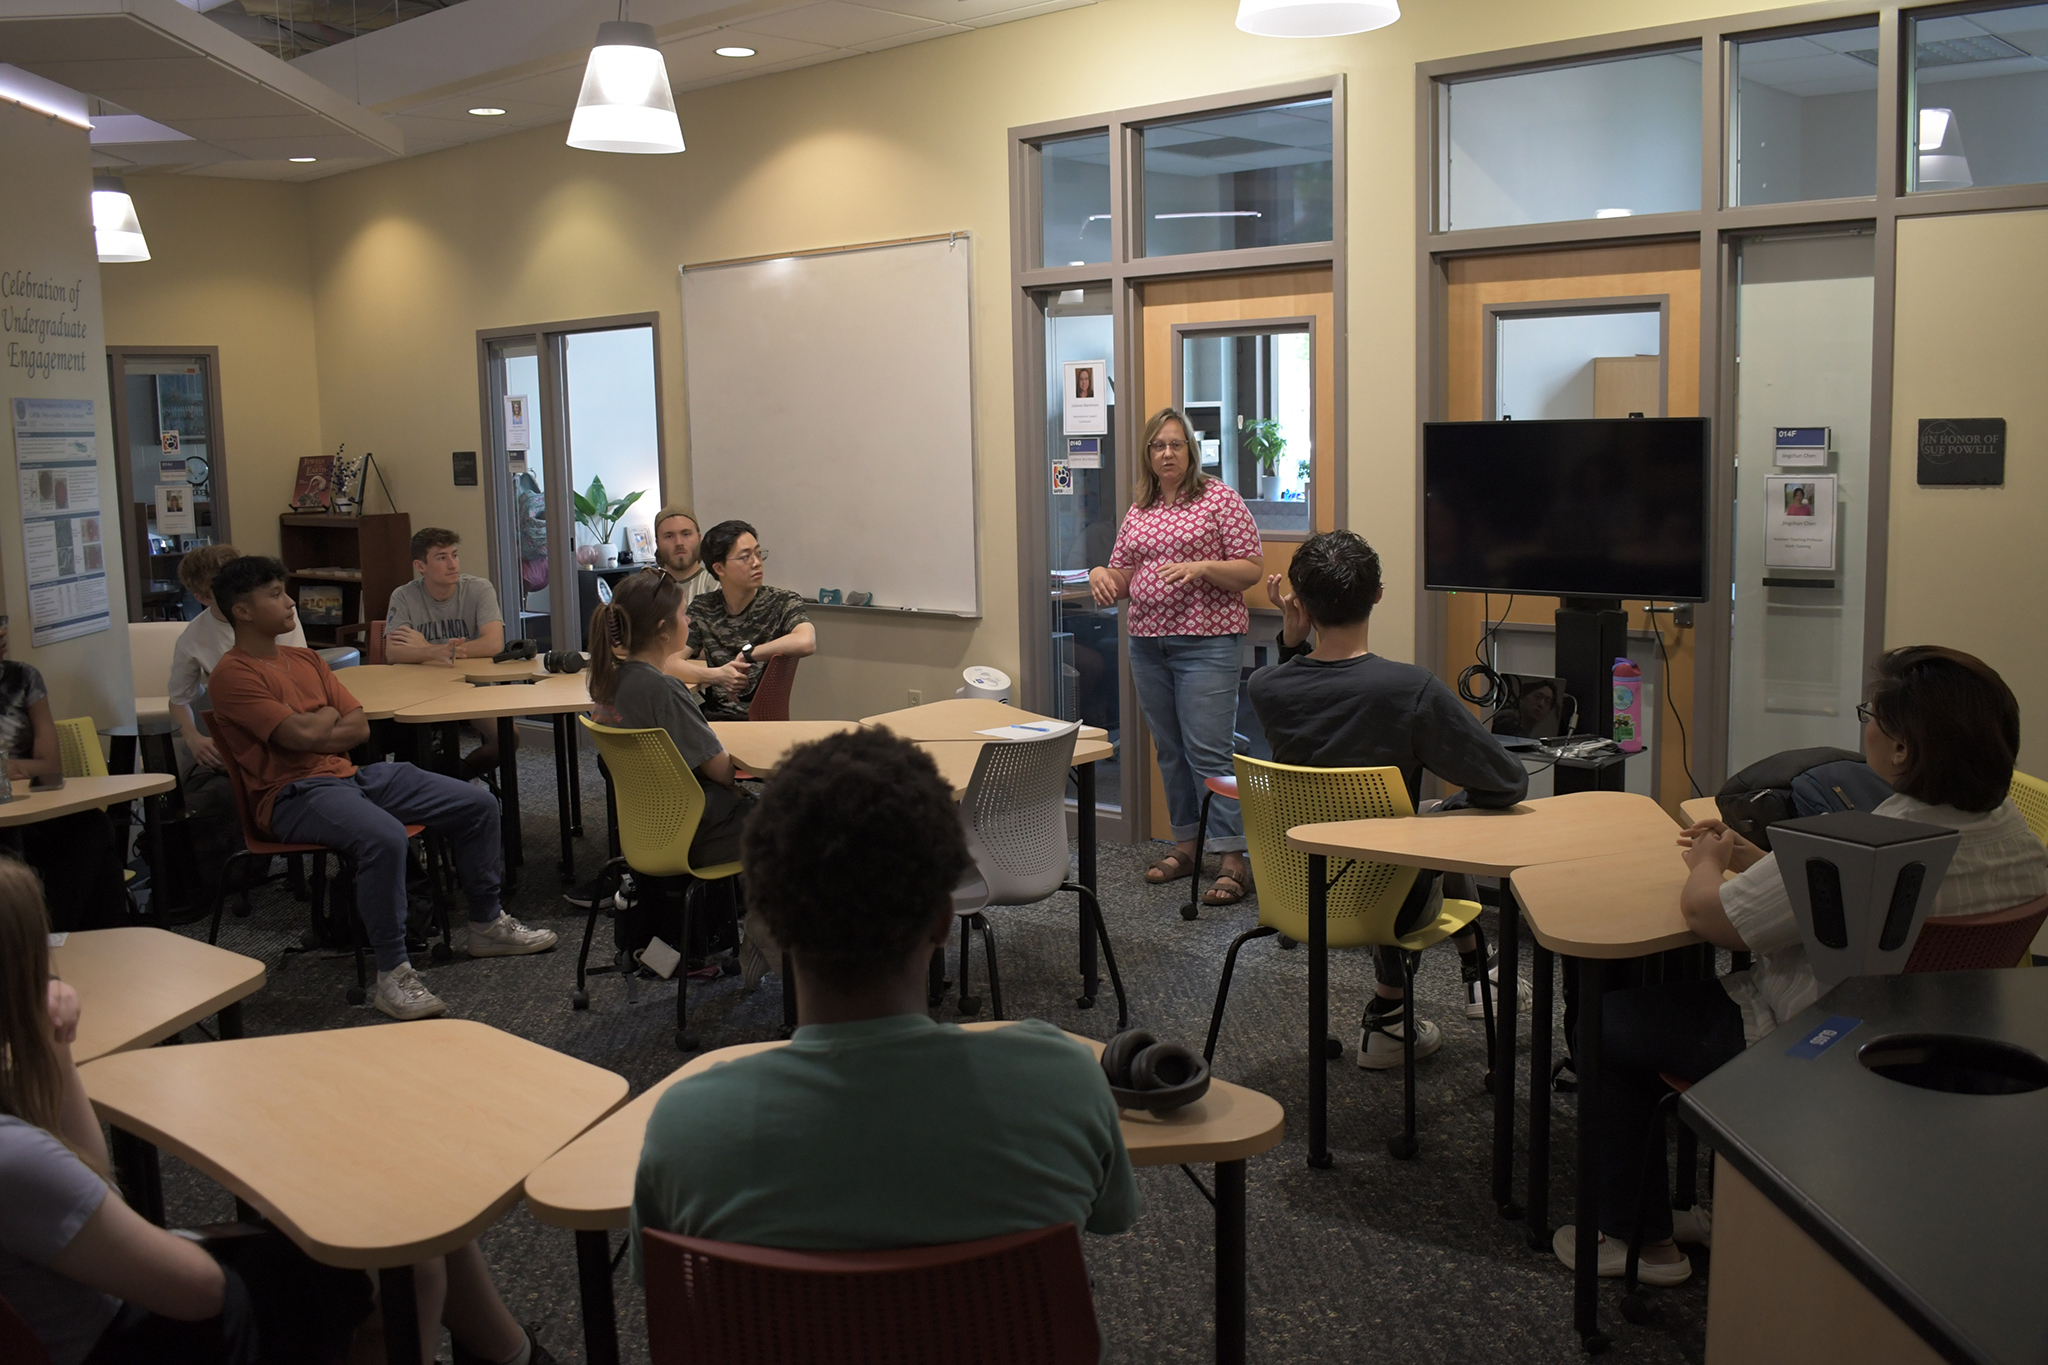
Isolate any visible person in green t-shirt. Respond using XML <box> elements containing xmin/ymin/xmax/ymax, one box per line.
<box><xmin>631</xmin><ymin>728</ymin><xmax>1139</xmax><ymax>1267</ymax></box>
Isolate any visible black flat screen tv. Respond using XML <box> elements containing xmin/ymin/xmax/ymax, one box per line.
<box><xmin>1423</xmin><ymin>418</ymin><xmax>1710</xmax><ymax>603</ymax></box>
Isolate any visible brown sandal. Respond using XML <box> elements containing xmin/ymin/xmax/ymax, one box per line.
<box><xmin>1202</xmin><ymin>868</ymin><xmax>1251</xmax><ymax>906</ymax></box>
<box><xmin>1144</xmin><ymin>851</ymin><xmax>1197</xmax><ymax>884</ymax></box>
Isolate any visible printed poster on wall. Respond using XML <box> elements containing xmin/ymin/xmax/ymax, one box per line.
<box><xmin>505</xmin><ymin>394</ymin><xmax>532</xmax><ymax>450</ymax></box>
<box><xmin>155</xmin><ymin>484</ymin><xmax>196</xmax><ymax>536</ymax></box>
<box><xmin>11</xmin><ymin>398</ymin><xmax>110</xmax><ymax>647</ymax></box>
<box><xmin>1061</xmin><ymin>361</ymin><xmax>1106</xmax><ymax>436</ymax></box>
<box><xmin>1764</xmin><ymin>474</ymin><xmax>1836</xmax><ymax>571</ymax></box>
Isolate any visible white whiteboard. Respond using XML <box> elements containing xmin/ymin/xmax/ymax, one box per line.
<box><xmin>681</xmin><ymin>236</ymin><xmax>979</xmax><ymax>616</ymax></box>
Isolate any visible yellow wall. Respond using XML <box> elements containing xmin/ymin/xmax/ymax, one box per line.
<box><xmin>0</xmin><ymin>101</ymin><xmax>135</xmax><ymax>728</ymax></box>
<box><xmin>100</xmin><ymin>178</ymin><xmax>321</xmax><ymax>563</ymax></box>
<box><xmin>1888</xmin><ymin>208</ymin><xmax>2048</xmax><ymax>775</ymax></box>
<box><xmin>99</xmin><ymin>0</ymin><xmax>1793</xmax><ymax>723</ymax></box>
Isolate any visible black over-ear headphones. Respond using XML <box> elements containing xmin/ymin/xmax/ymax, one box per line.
<box><xmin>493</xmin><ymin>639</ymin><xmax>586</xmax><ymax>674</ymax></box>
<box><xmin>1099</xmin><ymin>1029</ymin><xmax>1211</xmax><ymax>1115</ymax></box>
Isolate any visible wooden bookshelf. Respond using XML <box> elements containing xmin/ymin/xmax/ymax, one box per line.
<box><xmin>278</xmin><ymin>513</ymin><xmax>411</xmax><ymax>646</ymax></box>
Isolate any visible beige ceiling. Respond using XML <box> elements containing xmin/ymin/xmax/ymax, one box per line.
<box><xmin>0</xmin><ymin>0</ymin><xmax>1092</xmax><ymax>182</ymax></box>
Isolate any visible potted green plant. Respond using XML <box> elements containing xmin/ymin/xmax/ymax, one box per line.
<box><xmin>1239</xmin><ymin>416</ymin><xmax>1286</xmax><ymax>502</ymax></box>
<box><xmin>572</xmin><ymin>476</ymin><xmax>646</xmax><ymax>568</ymax></box>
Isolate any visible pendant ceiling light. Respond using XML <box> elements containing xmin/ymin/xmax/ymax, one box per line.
<box><xmin>91</xmin><ymin>175</ymin><xmax>150</xmax><ymax>263</ymax></box>
<box><xmin>1235</xmin><ymin>0</ymin><xmax>1399</xmax><ymax>37</ymax></box>
<box><xmin>567</xmin><ymin>20</ymin><xmax>684</xmax><ymax>155</ymax></box>
<box><xmin>1916</xmin><ymin>106</ymin><xmax>1973</xmax><ymax>191</ymax></box>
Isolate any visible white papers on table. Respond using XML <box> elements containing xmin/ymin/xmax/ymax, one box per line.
<box><xmin>977</xmin><ymin>724</ymin><xmax>1066</xmax><ymax>740</ymax></box>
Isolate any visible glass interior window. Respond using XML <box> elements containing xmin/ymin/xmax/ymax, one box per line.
<box><xmin>122</xmin><ymin>357</ymin><xmax>215</xmax><ymax>619</ymax></box>
<box><xmin>491</xmin><ymin>340</ymin><xmax>551</xmax><ymax>647</ymax></box>
<box><xmin>1909</xmin><ymin>4</ymin><xmax>2048</xmax><ymax>192</ymax></box>
<box><xmin>1493</xmin><ymin>310</ymin><xmax>1661</xmax><ymax>420</ymax></box>
<box><xmin>561</xmin><ymin>326</ymin><xmax>661</xmax><ymax>566</ymax></box>
<box><xmin>1731</xmin><ymin>26</ymin><xmax>1879</xmax><ymax>205</ymax></box>
<box><xmin>1141</xmin><ymin>98</ymin><xmax>1332</xmax><ymax>258</ymax></box>
<box><xmin>1181</xmin><ymin>330</ymin><xmax>1312</xmax><ymax>537</ymax></box>
<box><xmin>1044</xmin><ymin>285</ymin><xmax>1120</xmax><ymax>807</ymax></box>
<box><xmin>1440</xmin><ymin>48</ymin><xmax>1703</xmax><ymax>229</ymax></box>
<box><xmin>1040</xmin><ymin>132</ymin><xmax>1112</xmax><ymax>268</ymax></box>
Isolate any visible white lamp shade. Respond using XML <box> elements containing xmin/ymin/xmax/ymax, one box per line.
<box><xmin>567</xmin><ymin>21</ymin><xmax>684</xmax><ymax>155</ymax></box>
<box><xmin>1236</xmin><ymin>0</ymin><xmax>1399</xmax><ymax>37</ymax></box>
<box><xmin>1916</xmin><ymin>108</ymin><xmax>1972</xmax><ymax>190</ymax></box>
<box><xmin>91</xmin><ymin>175</ymin><xmax>149</xmax><ymax>263</ymax></box>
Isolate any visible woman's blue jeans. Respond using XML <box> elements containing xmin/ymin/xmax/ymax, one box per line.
<box><xmin>1128</xmin><ymin>632</ymin><xmax>1245</xmax><ymax>853</ymax></box>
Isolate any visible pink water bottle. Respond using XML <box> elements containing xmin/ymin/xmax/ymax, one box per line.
<box><xmin>1612</xmin><ymin>658</ymin><xmax>1643</xmax><ymax>753</ymax></box>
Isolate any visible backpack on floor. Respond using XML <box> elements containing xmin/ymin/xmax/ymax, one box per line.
<box><xmin>612</xmin><ymin>873</ymin><xmax>742</xmax><ymax>966</ymax></box>
<box><xmin>1716</xmin><ymin>746</ymin><xmax>1894</xmax><ymax>851</ymax></box>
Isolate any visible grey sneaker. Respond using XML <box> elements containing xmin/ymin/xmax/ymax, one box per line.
<box><xmin>1465</xmin><ymin>961</ymin><xmax>1534</xmax><ymax>1019</ymax></box>
<box><xmin>1357</xmin><ymin>1010</ymin><xmax>1442</xmax><ymax>1069</ymax></box>
<box><xmin>375</xmin><ymin>963</ymin><xmax>448</xmax><ymax>1021</ymax></box>
<box><xmin>467</xmin><ymin>913</ymin><xmax>558</xmax><ymax>957</ymax></box>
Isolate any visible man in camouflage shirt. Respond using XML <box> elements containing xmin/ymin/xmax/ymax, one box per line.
<box><xmin>681</xmin><ymin>520</ymin><xmax>817</xmax><ymax>720</ymax></box>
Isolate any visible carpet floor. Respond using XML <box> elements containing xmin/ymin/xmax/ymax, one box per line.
<box><xmin>143</xmin><ymin>739</ymin><xmax>1713</xmax><ymax>1364</ymax></box>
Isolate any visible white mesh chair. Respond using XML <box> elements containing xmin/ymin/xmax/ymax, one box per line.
<box><xmin>940</xmin><ymin>721</ymin><xmax>1130</xmax><ymax>1030</ymax></box>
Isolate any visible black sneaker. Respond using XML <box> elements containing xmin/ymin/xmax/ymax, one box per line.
<box><xmin>563</xmin><ymin>873</ymin><xmax>618</xmax><ymax>909</ymax></box>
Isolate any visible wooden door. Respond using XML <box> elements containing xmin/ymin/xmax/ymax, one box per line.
<box><xmin>1442</xmin><ymin>242</ymin><xmax>1701</xmax><ymax>815</ymax></box>
<box><xmin>1134</xmin><ymin>267</ymin><xmax>1335</xmax><ymax>838</ymax></box>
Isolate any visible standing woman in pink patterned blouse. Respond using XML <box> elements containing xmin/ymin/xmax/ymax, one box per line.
<box><xmin>1090</xmin><ymin>407</ymin><xmax>1265</xmax><ymax>907</ymax></box>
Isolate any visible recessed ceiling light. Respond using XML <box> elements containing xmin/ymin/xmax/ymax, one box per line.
<box><xmin>289</xmin><ymin>156</ymin><xmax>316</xmax><ymax>163</ymax></box>
<box><xmin>468</xmin><ymin>107</ymin><xmax>508</xmax><ymax>117</ymax></box>
<box><xmin>715</xmin><ymin>45</ymin><xmax>756</xmax><ymax>57</ymax></box>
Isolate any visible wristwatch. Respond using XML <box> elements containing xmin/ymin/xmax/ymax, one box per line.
<box><xmin>739</xmin><ymin>642</ymin><xmax>756</xmax><ymax>665</ymax></box>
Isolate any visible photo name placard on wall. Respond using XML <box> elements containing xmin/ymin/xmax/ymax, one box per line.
<box><xmin>1061</xmin><ymin>360</ymin><xmax>1106</xmax><ymax>436</ymax></box>
<box><xmin>1764</xmin><ymin>473</ymin><xmax>1837</xmax><ymax>571</ymax></box>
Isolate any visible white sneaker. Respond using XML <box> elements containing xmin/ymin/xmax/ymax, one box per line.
<box><xmin>468</xmin><ymin>914</ymin><xmax>559</xmax><ymax>957</ymax></box>
<box><xmin>375</xmin><ymin>963</ymin><xmax>448</xmax><ymax>1021</ymax></box>
<box><xmin>1552</xmin><ymin>1224</ymin><xmax>1692</xmax><ymax>1286</ymax></box>
<box><xmin>1357</xmin><ymin>1011</ymin><xmax>1442</xmax><ymax>1069</ymax></box>
<box><xmin>1671</xmin><ymin>1204</ymin><xmax>1713</xmax><ymax>1247</ymax></box>
<box><xmin>1465</xmin><ymin>962</ymin><xmax>1534</xmax><ymax>1019</ymax></box>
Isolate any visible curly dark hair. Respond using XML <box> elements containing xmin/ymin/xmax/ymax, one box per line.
<box><xmin>1866</xmin><ymin>645</ymin><xmax>2019</xmax><ymax>812</ymax></box>
<box><xmin>210</xmin><ymin>555</ymin><xmax>287</xmax><ymax>619</ymax></box>
<box><xmin>742</xmin><ymin>728</ymin><xmax>969</xmax><ymax>990</ymax></box>
<box><xmin>1287</xmin><ymin>530</ymin><xmax>1383</xmax><ymax>628</ymax></box>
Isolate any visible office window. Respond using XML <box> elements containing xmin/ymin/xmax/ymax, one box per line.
<box><xmin>1040</xmin><ymin>132</ymin><xmax>1111</xmax><ymax>268</ymax></box>
<box><xmin>1730</xmin><ymin>26</ymin><xmax>1879</xmax><ymax>205</ymax></box>
<box><xmin>1140</xmin><ymin>98</ymin><xmax>1332</xmax><ymax>258</ymax></box>
<box><xmin>1440</xmin><ymin>49</ymin><xmax>1703</xmax><ymax>229</ymax></box>
<box><xmin>1909</xmin><ymin>4</ymin><xmax>2048</xmax><ymax>192</ymax></box>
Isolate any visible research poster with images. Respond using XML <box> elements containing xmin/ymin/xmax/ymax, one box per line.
<box><xmin>11</xmin><ymin>397</ymin><xmax>110</xmax><ymax>646</ymax></box>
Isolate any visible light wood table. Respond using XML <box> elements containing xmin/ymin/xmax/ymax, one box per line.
<box><xmin>452</xmin><ymin>656</ymin><xmax>548</xmax><ymax>682</ymax></box>
<box><xmin>335</xmin><ymin>664</ymin><xmax>478</xmax><ymax>721</ymax></box>
<box><xmin>524</xmin><ymin>1021</ymin><xmax>1284</xmax><ymax>1365</ymax></box>
<box><xmin>81</xmin><ymin>1021</ymin><xmax>627</xmax><ymax>1365</ymax></box>
<box><xmin>1283</xmin><ymin>791</ymin><xmax>1681</xmax><ymax>1212</ymax></box>
<box><xmin>709</xmin><ymin>719</ymin><xmax>862</xmax><ymax>777</ymax></box>
<box><xmin>1681</xmin><ymin>796</ymin><xmax>1721</xmax><ymax>826</ymax></box>
<box><xmin>864</xmin><ymin>702</ymin><xmax>1117</xmax><ymax>1013</ymax></box>
<box><xmin>0</xmin><ymin>772</ymin><xmax>172</xmax><ymax>825</ymax></box>
<box><xmin>53</xmin><ymin>928</ymin><xmax>265</xmax><ymax>1063</ymax></box>
<box><xmin>1510</xmin><ymin>843</ymin><xmax>1702</xmax><ymax>1350</ymax></box>
<box><xmin>394</xmin><ymin>674</ymin><xmax>594</xmax><ymax>883</ymax></box>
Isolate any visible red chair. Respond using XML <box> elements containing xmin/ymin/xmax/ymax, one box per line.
<box><xmin>0</xmin><ymin>1293</ymin><xmax>49</xmax><ymax>1365</ymax></box>
<box><xmin>746</xmin><ymin>654</ymin><xmax>800</xmax><ymax>722</ymax></box>
<box><xmin>1185</xmin><ymin>774</ymin><xmax>1240</xmax><ymax>922</ymax></box>
<box><xmin>640</xmin><ymin>1223</ymin><xmax>1100</xmax><ymax>1365</ymax></box>
<box><xmin>201</xmin><ymin>711</ymin><xmax>447</xmax><ymax>1003</ymax></box>
<box><xmin>339</xmin><ymin>619</ymin><xmax>386</xmax><ymax>664</ymax></box>
<box><xmin>1902</xmin><ymin>893</ymin><xmax>2048</xmax><ymax>972</ymax></box>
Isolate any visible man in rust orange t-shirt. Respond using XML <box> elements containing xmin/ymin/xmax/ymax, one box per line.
<box><xmin>206</xmin><ymin>557</ymin><xmax>556</xmax><ymax>1020</ymax></box>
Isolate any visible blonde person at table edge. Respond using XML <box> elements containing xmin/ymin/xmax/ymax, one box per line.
<box><xmin>0</xmin><ymin>860</ymin><xmax>559</xmax><ymax>1365</ymax></box>
<box><xmin>0</xmin><ymin>619</ymin><xmax>128</xmax><ymax>931</ymax></box>
<box><xmin>1089</xmin><ymin>406</ymin><xmax>1263</xmax><ymax>907</ymax></box>
<box><xmin>631</xmin><ymin>728</ymin><xmax>1138</xmax><ymax>1267</ymax></box>
<box><xmin>382</xmin><ymin>527</ymin><xmax>511</xmax><ymax>782</ymax></box>
<box><xmin>665</xmin><ymin>520</ymin><xmax>816</xmax><ymax>722</ymax></box>
<box><xmin>1253</xmin><ymin>531</ymin><xmax>1534</xmax><ymax>1068</ymax></box>
<box><xmin>168</xmin><ymin>545</ymin><xmax>307</xmax><ymax>773</ymax></box>
<box><xmin>205</xmin><ymin>557</ymin><xmax>556</xmax><ymax>1023</ymax></box>
<box><xmin>1554</xmin><ymin>646</ymin><xmax>2046</xmax><ymax>1288</ymax></box>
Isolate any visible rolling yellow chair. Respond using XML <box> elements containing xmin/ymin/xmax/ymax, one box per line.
<box><xmin>578</xmin><ymin>717</ymin><xmax>746</xmax><ymax>1050</ymax></box>
<box><xmin>2012</xmin><ymin>770</ymin><xmax>2048</xmax><ymax>963</ymax></box>
<box><xmin>55</xmin><ymin>717</ymin><xmax>108</xmax><ymax>778</ymax></box>
<box><xmin>1205</xmin><ymin>754</ymin><xmax>1490</xmax><ymax>1160</ymax></box>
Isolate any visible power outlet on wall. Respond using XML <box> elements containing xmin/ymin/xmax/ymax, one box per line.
<box><xmin>908</xmin><ymin>690</ymin><xmax>922</xmax><ymax>706</ymax></box>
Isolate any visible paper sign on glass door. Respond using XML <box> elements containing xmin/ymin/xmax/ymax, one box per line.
<box><xmin>1062</xmin><ymin>361</ymin><xmax>1106</xmax><ymax>435</ymax></box>
<box><xmin>505</xmin><ymin>395</ymin><xmax>531</xmax><ymax>451</ymax></box>
<box><xmin>1764</xmin><ymin>475</ymin><xmax>1836</xmax><ymax>570</ymax></box>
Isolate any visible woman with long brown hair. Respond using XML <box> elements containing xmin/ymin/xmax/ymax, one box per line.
<box><xmin>1089</xmin><ymin>407</ymin><xmax>1264</xmax><ymax>907</ymax></box>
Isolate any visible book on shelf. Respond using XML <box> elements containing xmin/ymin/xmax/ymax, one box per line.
<box><xmin>297</xmin><ymin>584</ymin><xmax>344</xmax><ymax>625</ymax></box>
<box><xmin>293</xmin><ymin>566</ymin><xmax>363</xmax><ymax>580</ymax></box>
<box><xmin>290</xmin><ymin>456</ymin><xmax>335</xmax><ymax>514</ymax></box>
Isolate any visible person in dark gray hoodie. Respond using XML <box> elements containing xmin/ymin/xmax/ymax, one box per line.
<box><xmin>1249</xmin><ymin>530</ymin><xmax>1531</xmax><ymax>1068</ymax></box>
